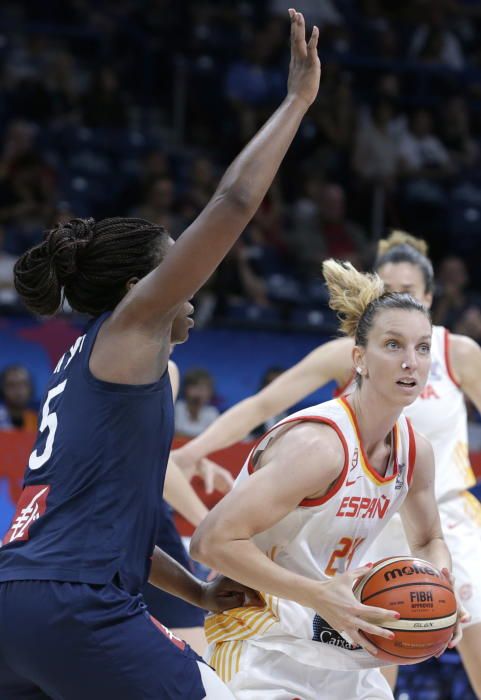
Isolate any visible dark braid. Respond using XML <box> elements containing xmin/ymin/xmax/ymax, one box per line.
<box><xmin>14</xmin><ymin>217</ymin><xmax>168</xmax><ymax>316</ymax></box>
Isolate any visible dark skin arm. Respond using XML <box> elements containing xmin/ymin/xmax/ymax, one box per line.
<box><xmin>90</xmin><ymin>10</ymin><xmax>321</xmax><ymax>385</ymax></box>
<box><xmin>148</xmin><ymin>546</ymin><xmax>261</xmax><ymax>613</ymax></box>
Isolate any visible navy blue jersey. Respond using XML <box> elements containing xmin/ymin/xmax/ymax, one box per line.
<box><xmin>0</xmin><ymin>313</ymin><xmax>174</xmax><ymax>594</ymax></box>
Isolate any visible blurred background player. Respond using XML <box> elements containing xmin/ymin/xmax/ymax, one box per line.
<box><xmin>175</xmin><ymin>230</ymin><xmax>481</xmax><ymax>696</ymax></box>
<box><xmin>0</xmin><ymin>365</ymin><xmax>37</xmax><ymax>431</ymax></box>
<box><xmin>191</xmin><ymin>258</ymin><xmax>465</xmax><ymax>700</ymax></box>
<box><xmin>0</xmin><ymin>9</ymin><xmax>321</xmax><ymax>699</ymax></box>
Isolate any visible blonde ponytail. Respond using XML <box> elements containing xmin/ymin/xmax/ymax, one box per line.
<box><xmin>322</xmin><ymin>259</ymin><xmax>384</xmax><ymax>337</ymax></box>
<box><xmin>378</xmin><ymin>230</ymin><xmax>429</xmax><ymax>258</ymax></box>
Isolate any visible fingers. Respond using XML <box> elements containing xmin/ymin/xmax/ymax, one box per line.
<box><xmin>355</xmin><ymin>617</ymin><xmax>395</xmax><ymax>641</ymax></box>
<box><xmin>350</xmin><ymin>563</ymin><xmax>374</xmax><ymax>579</ymax></box>
<box><xmin>349</xmin><ymin>629</ymin><xmax>379</xmax><ymax>656</ymax></box>
<box><xmin>289</xmin><ymin>9</ymin><xmax>307</xmax><ymax>56</ymax></box>
<box><xmin>307</xmin><ymin>24</ymin><xmax>319</xmax><ymax>54</ymax></box>
<box><xmin>356</xmin><ymin>603</ymin><xmax>400</xmax><ymax>621</ymax></box>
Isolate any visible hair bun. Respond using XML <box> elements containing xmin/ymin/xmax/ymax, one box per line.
<box><xmin>45</xmin><ymin>217</ymin><xmax>95</xmax><ymax>283</ymax></box>
<box><xmin>378</xmin><ymin>230</ymin><xmax>429</xmax><ymax>257</ymax></box>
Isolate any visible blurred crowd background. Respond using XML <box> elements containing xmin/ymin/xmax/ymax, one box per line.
<box><xmin>1</xmin><ymin>2</ymin><xmax>481</xmax><ymax>696</ymax></box>
<box><xmin>2</xmin><ymin>0</ymin><xmax>481</xmax><ymax>338</ymax></box>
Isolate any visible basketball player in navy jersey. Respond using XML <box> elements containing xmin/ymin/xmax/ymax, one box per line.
<box><xmin>0</xmin><ymin>10</ymin><xmax>321</xmax><ymax>699</ymax></box>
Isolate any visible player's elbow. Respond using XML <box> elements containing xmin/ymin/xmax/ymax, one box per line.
<box><xmin>190</xmin><ymin>520</ymin><xmax>225</xmax><ymax>568</ymax></box>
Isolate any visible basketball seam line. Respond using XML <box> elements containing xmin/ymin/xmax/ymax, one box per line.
<box><xmin>362</xmin><ymin>581</ymin><xmax>454</xmax><ymax>603</ymax></box>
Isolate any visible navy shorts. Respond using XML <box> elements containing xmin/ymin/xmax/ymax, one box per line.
<box><xmin>0</xmin><ymin>579</ymin><xmax>208</xmax><ymax>699</ymax></box>
<box><xmin>143</xmin><ymin>503</ymin><xmax>205</xmax><ymax>629</ymax></box>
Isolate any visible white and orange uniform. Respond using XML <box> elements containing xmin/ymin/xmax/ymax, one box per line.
<box><xmin>205</xmin><ymin>397</ymin><xmax>416</xmax><ymax>700</ymax></box>
<box><xmin>364</xmin><ymin>326</ymin><xmax>481</xmax><ymax>625</ymax></box>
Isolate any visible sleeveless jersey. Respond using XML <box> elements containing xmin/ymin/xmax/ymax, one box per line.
<box><xmin>206</xmin><ymin>397</ymin><xmax>416</xmax><ymax>670</ymax></box>
<box><xmin>404</xmin><ymin>325</ymin><xmax>475</xmax><ymax>501</ymax></box>
<box><xmin>0</xmin><ymin>313</ymin><xmax>174</xmax><ymax>594</ymax></box>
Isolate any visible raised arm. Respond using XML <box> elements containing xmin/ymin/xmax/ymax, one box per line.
<box><xmin>174</xmin><ymin>336</ymin><xmax>354</xmax><ymax>471</ymax></box>
<box><xmin>113</xmin><ymin>11</ymin><xmax>320</xmax><ymax>333</ymax></box>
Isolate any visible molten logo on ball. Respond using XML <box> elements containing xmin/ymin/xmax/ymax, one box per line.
<box><xmin>384</xmin><ymin>563</ymin><xmax>439</xmax><ymax>581</ymax></box>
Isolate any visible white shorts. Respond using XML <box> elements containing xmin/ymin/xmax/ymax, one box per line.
<box><xmin>206</xmin><ymin>640</ymin><xmax>393</xmax><ymax>700</ymax></box>
<box><xmin>364</xmin><ymin>490</ymin><xmax>481</xmax><ymax>627</ymax></box>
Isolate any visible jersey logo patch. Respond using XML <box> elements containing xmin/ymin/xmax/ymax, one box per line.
<box><xmin>3</xmin><ymin>485</ymin><xmax>50</xmax><ymax>544</ymax></box>
<box><xmin>312</xmin><ymin>615</ymin><xmax>361</xmax><ymax>650</ymax></box>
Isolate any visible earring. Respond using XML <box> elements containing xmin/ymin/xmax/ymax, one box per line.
<box><xmin>356</xmin><ymin>367</ymin><xmax>363</xmax><ymax>375</ymax></box>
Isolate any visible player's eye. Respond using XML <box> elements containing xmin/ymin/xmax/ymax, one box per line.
<box><xmin>418</xmin><ymin>344</ymin><xmax>431</xmax><ymax>354</ymax></box>
<box><xmin>386</xmin><ymin>340</ymin><xmax>399</xmax><ymax>349</ymax></box>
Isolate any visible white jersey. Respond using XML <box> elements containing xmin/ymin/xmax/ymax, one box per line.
<box><xmin>206</xmin><ymin>397</ymin><xmax>416</xmax><ymax>671</ymax></box>
<box><xmin>404</xmin><ymin>325</ymin><xmax>475</xmax><ymax>501</ymax></box>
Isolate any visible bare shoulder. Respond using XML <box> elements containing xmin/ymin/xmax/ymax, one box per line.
<box><xmin>412</xmin><ymin>429</ymin><xmax>434</xmax><ymax>464</ymax></box>
<box><xmin>262</xmin><ymin>420</ymin><xmax>345</xmax><ymax>474</ymax></box>
<box><xmin>450</xmin><ymin>333</ymin><xmax>481</xmax><ymax>362</ymax></box>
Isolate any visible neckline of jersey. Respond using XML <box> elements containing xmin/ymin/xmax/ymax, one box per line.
<box><xmin>338</xmin><ymin>396</ymin><xmax>399</xmax><ymax>486</ymax></box>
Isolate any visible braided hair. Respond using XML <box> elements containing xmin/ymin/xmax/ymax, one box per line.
<box><xmin>14</xmin><ymin>217</ymin><xmax>168</xmax><ymax>316</ymax></box>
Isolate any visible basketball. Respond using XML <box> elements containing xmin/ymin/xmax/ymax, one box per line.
<box><xmin>353</xmin><ymin>557</ymin><xmax>457</xmax><ymax>665</ymax></box>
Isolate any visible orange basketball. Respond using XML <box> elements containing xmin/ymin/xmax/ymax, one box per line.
<box><xmin>353</xmin><ymin>557</ymin><xmax>457</xmax><ymax>665</ymax></box>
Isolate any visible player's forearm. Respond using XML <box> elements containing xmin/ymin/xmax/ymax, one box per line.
<box><xmin>163</xmin><ymin>458</ymin><xmax>208</xmax><ymax>527</ymax></box>
<box><xmin>179</xmin><ymin>397</ymin><xmax>270</xmax><ymax>462</ymax></box>
<box><xmin>411</xmin><ymin>536</ymin><xmax>452</xmax><ymax>574</ymax></box>
<box><xmin>190</xmin><ymin>530</ymin><xmax>317</xmax><ymax>609</ymax></box>
<box><xmin>148</xmin><ymin>545</ymin><xmax>204</xmax><ymax>607</ymax></box>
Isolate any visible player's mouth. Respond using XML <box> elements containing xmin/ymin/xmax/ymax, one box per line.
<box><xmin>396</xmin><ymin>377</ymin><xmax>417</xmax><ymax>389</ymax></box>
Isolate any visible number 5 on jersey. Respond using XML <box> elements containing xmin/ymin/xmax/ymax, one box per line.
<box><xmin>325</xmin><ymin>536</ymin><xmax>365</xmax><ymax>576</ymax></box>
<box><xmin>29</xmin><ymin>381</ymin><xmax>67</xmax><ymax>470</ymax></box>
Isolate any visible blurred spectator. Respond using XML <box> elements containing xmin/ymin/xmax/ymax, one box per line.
<box><xmin>0</xmin><ymin>227</ymin><xmax>18</xmax><ymax>307</ymax></box>
<box><xmin>310</xmin><ymin>73</ymin><xmax>357</xmax><ymax>177</ymax></box>
<box><xmin>175</xmin><ymin>369</ymin><xmax>220</xmax><ymax>438</ymax></box>
<box><xmin>432</xmin><ymin>256</ymin><xmax>481</xmax><ymax>329</ymax></box>
<box><xmin>440</xmin><ymin>96</ymin><xmax>480</xmax><ymax>169</ymax></box>
<box><xmin>0</xmin><ymin>150</ymin><xmax>57</xmax><ymax>254</ymax></box>
<box><xmin>290</xmin><ymin>181</ymin><xmax>366</xmax><ymax>276</ymax></box>
<box><xmin>398</xmin><ymin>109</ymin><xmax>453</xmax><ymax>179</ymax></box>
<box><xmin>454</xmin><ymin>305</ymin><xmax>481</xmax><ymax>344</ymax></box>
<box><xmin>0</xmin><ymin>365</ymin><xmax>37</xmax><ymax>431</ymax></box>
<box><xmin>353</xmin><ymin>98</ymin><xmax>401</xmax><ymax>185</ymax></box>
<box><xmin>409</xmin><ymin>8</ymin><xmax>465</xmax><ymax>70</ymax></box>
<box><xmin>225</xmin><ymin>29</ymin><xmax>285</xmax><ymax>141</ymax></box>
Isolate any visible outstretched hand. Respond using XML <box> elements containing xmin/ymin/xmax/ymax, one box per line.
<box><xmin>287</xmin><ymin>8</ymin><xmax>321</xmax><ymax>108</ymax></box>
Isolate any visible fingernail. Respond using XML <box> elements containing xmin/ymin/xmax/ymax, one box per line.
<box><xmin>365</xmin><ymin>562</ymin><xmax>373</xmax><ymax>568</ymax></box>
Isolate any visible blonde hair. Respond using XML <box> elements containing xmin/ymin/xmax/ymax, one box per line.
<box><xmin>378</xmin><ymin>230</ymin><xmax>429</xmax><ymax>257</ymax></box>
<box><xmin>322</xmin><ymin>259</ymin><xmax>384</xmax><ymax>337</ymax></box>
<box><xmin>375</xmin><ymin>229</ymin><xmax>434</xmax><ymax>294</ymax></box>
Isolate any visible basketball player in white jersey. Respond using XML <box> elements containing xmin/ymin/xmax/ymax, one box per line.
<box><xmin>190</xmin><ymin>260</ymin><xmax>466</xmax><ymax>700</ymax></box>
<box><xmin>175</xmin><ymin>231</ymin><xmax>481</xmax><ymax>696</ymax></box>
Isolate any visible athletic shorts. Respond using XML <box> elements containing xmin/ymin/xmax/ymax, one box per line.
<box><xmin>364</xmin><ymin>490</ymin><xmax>481</xmax><ymax>627</ymax></box>
<box><xmin>0</xmin><ymin>579</ymin><xmax>231</xmax><ymax>700</ymax></box>
<box><xmin>206</xmin><ymin>639</ymin><xmax>393</xmax><ymax>700</ymax></box>
<box><xmin>142</xmin><ymin>501</ymin><xmax>205</xmax><ymax>628</ymax></box>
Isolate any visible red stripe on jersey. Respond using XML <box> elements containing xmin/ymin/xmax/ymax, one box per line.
<box><xmin>150</xmin><ymin>616</ymin><xmax>186</xmax><ymax>651</ymax></box>
<box><xmin>444</xmin><ymin>328</ymin><xmax>461</xmax><ymax>388</ymax></box>
<box><xmin>3</xmin><ymin>484</ymin><xmax>50</xmax><ymax>544</ymax></box>
<box><xmin>406</xmin><ymin>418</ymin><xmax>416</xmax><ymax>486</ymax></box>
<box><xmin>247</xmin><ymin>416</ymin><xmax>349</xmax><ymax>508</ymax></box>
